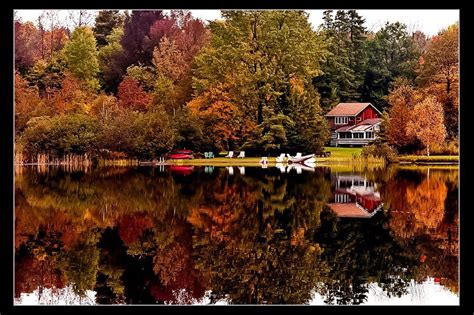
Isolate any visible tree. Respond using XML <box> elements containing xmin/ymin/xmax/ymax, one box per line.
<box><xmin>62</xmin><ymin>26</ymin><xmax>100</xmax><ymax>91</ymax></box>
<box><xmin>315</xmin><ymin>10</ymin><xmax>368</xmax><ymax>111</ymax></box>
<box><xmin>361</xmin><ymin>22</ymin><xmax>420</xmax><ymax>110</ymax></box>
<box><xmin>98</xmin><ymin>26</ymin><xmax>124</xmax><ymax>93</ymax></box>
<box><xmin>407</xmin><ymin>96</ymin><xmax>446</xmax><ymax>156</ymax></box>
<box><xmin>119</xmin><ymin>10</ymin><xmax>165</xmax><ymax>68</ymax></box>
<box><xmin>385</xmin><ymin>79</ymin><xmax>422</xmax><ymax>152</ymax></box>
<box><xmin>187</xmin><ymin>84</ymin><xmax>248</xmax><ymax>151</ymax></box>
<box><xmin>93</xmin><ymin>10</ymin><xmax>124</xmax><ymax>47</ymax></box>
<box><xmin>192</xmin><ymin>10</ymin><xmax>327</xmax><ymax>153</ymax></box>
<box><xmin>68</xmin><ymin>10</ymin><xmax>95</xmax><ymax>29</ymax></box>
<box><xmin>117</xmin><ymin>76</ymin><xmax>152</xmax><ymax>111</ymax></box>
<box><xmin>98</xmin><ymin>108</ymin><xmax>175</xmax><ymax>159</ymax></box>
<box><xmin>14</xmin><ymin>72</ymin><xmax>51</xmax><ymax>135</ymax></box>
<box><xmin>148</xmin><ymin>11</ymin><xmax>209</xmax><ymax>113</ymax></box>
<box><xmin>15</xmin><ymin>21</ymin><xmax>42</xmax><ymax>73</ymax></box>
<box><xmin>26</xmin><ymin>56</ymin><xmax>67</xmax><ymax>97</ymax></box>
<box><xmin>417</xmin><ymin>24</ymin><xmax>459</xmax><ymax>140</ymax></box>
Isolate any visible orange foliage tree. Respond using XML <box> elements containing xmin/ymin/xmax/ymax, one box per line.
<box><xmin>14</xmin><ymin>71</ymin><xmax>49</xmax><ymax>135</ymax></box>
<box><xmin>187</xmin><ymin>85</ymin><xmax>255</xmax><ymax>151</ymax></box>
<box><xmin>407</xmin><ymin>96</ymin><xmax>447</xmax><ymax>156</ymax></box>
<box><xmin>417</xmin><ymin>24</ymin><xmax>459</xmax><ymax>139</ymax></box>
<box><xmin>385</xmin><ymin>79</ymin><xmax>427</xmax><ymax>152</ymax></box>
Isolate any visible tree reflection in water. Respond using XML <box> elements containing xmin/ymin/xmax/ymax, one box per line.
<box><xmin>14</xmin><ymin>165</ymin><xmax>458</xmax><ymax>304</ymax></box>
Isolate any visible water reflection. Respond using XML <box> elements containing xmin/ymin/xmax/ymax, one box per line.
<box><xmin>14</xmin><ymin>165</ymin><xmax>458</xmax><ymax>305</ymax></box>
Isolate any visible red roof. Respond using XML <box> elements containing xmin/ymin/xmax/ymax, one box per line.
<box><xmin>327</xmin><ymin>203</ymin><xmax>373</xmax><ymax>218</ymax></box>
<box><xmin>325</xmin><ymin>103</ymin><xmax>374</xmax><ymax>117</ymax></box>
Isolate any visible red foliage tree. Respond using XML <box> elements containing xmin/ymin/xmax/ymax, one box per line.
<box><xmin>117</xmin><ymin>76</ymin><xmax>152</xmax><ymax>111</ymax></box>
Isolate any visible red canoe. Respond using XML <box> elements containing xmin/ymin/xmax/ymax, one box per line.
<box><xmin>168</xmin><ymin>153</ymin><xmax>193</xmax><ymax>159</ymax></box>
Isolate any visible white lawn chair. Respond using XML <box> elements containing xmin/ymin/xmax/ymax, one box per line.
<box><xmin>225</xmin><ymin>151</ymin><xmax>234</xmax><ymax>158</ymax></box>
<box><xmin>237</xmin><ymin>151</ymin><xmax>245</xmax><ymax>158</ymax></box>
<box><xmin>259</xmin><ymin>156</ymin><xmax>268</xmax><ymax>164</ymax></box>
<box><xmin>295</xmin><ymin>152</ymin><xmax>302</xmax><ymax>159</ymax></box>
<box><xmin>276</xmin><ymin>153</ymin><xmax>286</xmax><ymax>163</ymax></box>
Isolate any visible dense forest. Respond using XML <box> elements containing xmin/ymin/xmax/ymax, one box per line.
<box><xmin>14</xmin><ymin>10</ymin><xmax>459</xmax><ymax>161</ymax></box>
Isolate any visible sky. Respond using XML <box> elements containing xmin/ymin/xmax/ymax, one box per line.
<box><xmin>15</xmin><ymin>278</ymin><xmax>458</xmax><ymax>305</ymax></box>
<box><xmin>15</xmin><ymin>9</ymin><xmax>459</xmax><ymax>36</ymax></box>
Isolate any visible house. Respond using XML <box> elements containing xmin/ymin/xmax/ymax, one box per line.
<box><xmin>327</xmin><ymin>174</ymin><xmax>383</xmax><ymax>218</ymax></box>
<box><xmin>325</xmin><ymin>102</ymin><xmax>382</xmax><ymax>147</ymax></box>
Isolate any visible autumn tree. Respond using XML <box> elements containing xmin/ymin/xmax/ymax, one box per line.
<box><xmin>385</xmin><ymin>79</ymin><xmax>423</xmax><ymax>152</ymax></box>
<box><xmin>62</xmin><ymin>26</ymin><xmax>100</xmax><ymax>91</ymax></box>
<box><xmin>117</xmin><ymin>76</ymin><xmax>152</xmax><ymax>111</ymax></box>
<box><xmin>407</xmin><ymin>96</ymin><xmax>447</xmax><ymax>156</ymax></box>
<box><xmin>187</xmin><ymin>85</ymin><xmax>248</xmax><ymax>151</ymax></box>
<box><xmin>417</xmin><ymin>24</ymin><xmax>459</xmax><ymax>139</ymax></box>
<box><xmin>192</xmin><ymin>10</ymin><xmax>328</xmax><ymax>153</ymax></box>
<box><xmin>119</xmin><ymin>10</ymin><xmax>165</xmax><ymax>69</ymax></box>
<box><xmin>15</xmin><ymin>21</ymin><xmax>42</xmax><ymax>73</ymax></box>
<box><xmin>14</xmin><ymin>72</ymin><xmax>51</xmax><ymax>135</ymax></box>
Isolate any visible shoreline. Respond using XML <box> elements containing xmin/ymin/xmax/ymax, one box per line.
<box><xmin>14</xmin><ymin>157</ymin><xmax>459</xmax><ymax>167</ymax></box>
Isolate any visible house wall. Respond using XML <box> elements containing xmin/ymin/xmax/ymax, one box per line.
<box><xmin>355</xmin><ymin>106</ymin><xmax>380</xmax><ymax>122</ymax></box>
<box><xmin>328</xmin><ymin>116</ymin><xmax>356</xmax><ymax>130</ymax></box>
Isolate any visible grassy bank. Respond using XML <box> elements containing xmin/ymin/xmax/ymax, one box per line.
<box><xmin>173</xmin><ymin>147</ymin><xmax>384</xmax><ymax>166</ymax></box>
<box><xmin>396</xmin><ymin>155</ymin><xmax>459</xmax><ymax>164</ymax></box>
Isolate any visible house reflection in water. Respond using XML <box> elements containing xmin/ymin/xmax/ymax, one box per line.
<box><xmin>328</xmin><ymin>174</ymin><xmax>383</xmax><ymax>218</ymax></box>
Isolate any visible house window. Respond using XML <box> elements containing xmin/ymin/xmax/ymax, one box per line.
<box><xmin>357</xmin><ymin>117</ymin><xmax>362</xmax><ymax>122</ymax></box>
<box><xmin>353</xmin><ymin>133</ymin><xmax>364</xmax><ymax>138</ymax></box>
<box><xmin>339</xmin><ymin>132</ymin><xmax>352</xmax><ymax>139</ymax></box>
<box><xmin>366</xmin><ymin>132</ymin><xmax>374</xmax><ymax>138</ymax></box>
<box><xmin>335</xmin><ymin>117</ymin><xmax>349</xmax><ymax>124</ymax></box>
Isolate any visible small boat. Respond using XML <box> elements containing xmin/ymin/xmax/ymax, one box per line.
<box><xmin>168</xmin><ymin>149</ymin><xmax>194</xmax><ymax>160</ymax></box>
<box><xmin>288</xmin><ymin>154</ymin><xmax>315</xmax><ymax>164</ymax></box>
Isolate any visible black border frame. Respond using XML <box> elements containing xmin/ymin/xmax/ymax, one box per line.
<box><xmin>1</xmin><ymin>2</ymin><xmax>471</xmax><ymax>315</ymax></box>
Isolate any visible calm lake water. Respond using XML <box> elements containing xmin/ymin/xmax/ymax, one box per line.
<box><xmin>14</xmin><ymin>164</ymin><xmax>459</xmax><ymax>305</ymax></box>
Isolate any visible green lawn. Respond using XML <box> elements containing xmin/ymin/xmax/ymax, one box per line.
<box><xmin>323</xmin><ymin>147</ymin><xmax>362</xmax><ymax>158</ymax></box>
<box><xmin>171</xmin><ymin>147</ymin><xmax>371</xmax><ymax>166</ymax></box>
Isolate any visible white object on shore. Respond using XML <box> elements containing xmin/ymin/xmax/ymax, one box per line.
<box><xmin>225</xmin><ymin>151</ymin><xmax>234</xmax><ymax>158</ymax></box>
<box><xmin>276</xmin><ymin>153</ymin><xmax>286</xmax><ymax>163</ymax></box>
<box><xmin>237</xmin><ymin>151</ymin><xmax>245</xmax><ymax>158</ymax></box>
<box><xmin>288</xmin><ymin>153</ymin><xmax>315</xmax><ymax>164</ymax></box>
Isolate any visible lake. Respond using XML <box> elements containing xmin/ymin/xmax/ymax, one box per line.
<box><xmin>14</xmin><ymin>164</ymin><xmax>459</xmax><ymax>305</ymax></box>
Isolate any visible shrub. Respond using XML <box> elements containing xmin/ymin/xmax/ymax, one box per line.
<box><xmin>430</xmin><ymin>139</ymin><xmax>459</xmax><ymax>155</ymax></box>
<box><xmin>361</xmin><ymin>143</ymin><xmax>398</xmax><ymax>163</ymax></box>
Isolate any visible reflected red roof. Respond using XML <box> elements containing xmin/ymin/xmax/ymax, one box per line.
<box><xmin>328</xmin><ymin>203</ymin><xmax>373</xmax><ymax>218</ymax></box>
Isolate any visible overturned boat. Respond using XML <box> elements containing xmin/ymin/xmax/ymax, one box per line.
<box><xmin>287</xmin><ymin>154</ymin><xmax>315</xmax><ymax>164</ymax></box>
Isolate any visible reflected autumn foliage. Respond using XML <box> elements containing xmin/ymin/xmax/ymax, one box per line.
<box><xmin>15</xmin><ymin>165</ymin><xmax>458</xmax><ymax>304</ymax></box>
<box><xmin>377</xmin><ymin>167</ymin><xmax>458</xmax><ymax>293</ymax></box>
